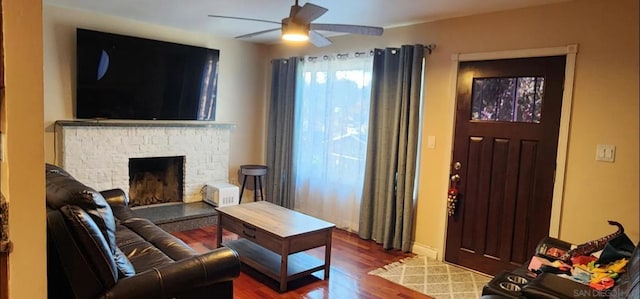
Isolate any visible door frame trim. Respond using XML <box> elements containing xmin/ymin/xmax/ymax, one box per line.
<box><xmin>445</xmin><ymin>45</ymin><xmax>578</xmax><ymax>241</ymax></box>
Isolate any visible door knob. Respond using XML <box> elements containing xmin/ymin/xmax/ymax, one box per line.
<box><xmin>450</xmin><ymin>174</ymin><xmax>460</xmax><ymax>182</ymax></box>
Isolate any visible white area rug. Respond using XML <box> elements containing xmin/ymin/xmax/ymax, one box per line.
<box><xmin>368</xmin><ymin>255</ymin><xmax>492</xmax><ymax>299</ymax></box>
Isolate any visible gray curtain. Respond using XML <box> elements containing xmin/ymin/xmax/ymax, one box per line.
<box><xmin>359</xmin><ymin>45</ymin><xmax>425</xmax><ymax>251</ymax></box>
<box><xmin>266</xmin><ymin>57</ymin><xmax>298</xmax><ymax>208</ymax></box>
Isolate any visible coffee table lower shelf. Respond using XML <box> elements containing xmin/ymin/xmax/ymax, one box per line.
<box><xmin>222</xmin><ymin>238</ymin><xmax>326</xmax><ymax>289</ymax></box>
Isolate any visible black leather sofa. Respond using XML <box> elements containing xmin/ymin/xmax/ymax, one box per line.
<box><xmin>46</xmin><ymin>164</ymin><xmax>241</xmax><ymax>299</ymax></box>
<box><xmin>482</xmin><ymin>239</ymin><xmax>639</xmax><ymax>299</ymax></box>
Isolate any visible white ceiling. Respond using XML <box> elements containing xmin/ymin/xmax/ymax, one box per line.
<box><xmin>44</xmin><ymin>0</ymin><xmax>571</xmax><ymax>44</ymax></box>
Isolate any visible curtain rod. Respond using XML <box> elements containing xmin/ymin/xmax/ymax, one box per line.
<box><xmin>303</xmin><ymin>50</ymin><xmax>374</xmax><ymax>62</ymax></box>
<box><xmin>425</xmin><ymin>44</ymin><xmax>436</xmax><ymax>55</ymax></box>
<box><xmin>299</xmin><ymin>44</ymin><xmax>436</xmax><ymax>62</ymax></box>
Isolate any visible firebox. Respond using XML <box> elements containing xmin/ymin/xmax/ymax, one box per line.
<box><xmin>128</xmin><ymin>156</ymin><xmax>185</xmax><ymax>207</ymax></box>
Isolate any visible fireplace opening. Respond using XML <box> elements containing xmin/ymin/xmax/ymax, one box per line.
<box><xmin>128</xmin><ymin>156</ymin><xmax>185</xmax><ymax>207</ymax></box>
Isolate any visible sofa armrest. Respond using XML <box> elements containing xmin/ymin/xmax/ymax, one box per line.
<box><xmin>100</xmin><ymin>189</ymin><xmax>134</xmax><ymax>220</ymax></box>
<box><xmin>101</xmin><ymin>247</ymin><xmax>240</xmax><ymax>299</ymax></box>
<box><xmin>101</xmin><ymin>189</ymin><xmax>129</xmax><ymax>207</ymax></box>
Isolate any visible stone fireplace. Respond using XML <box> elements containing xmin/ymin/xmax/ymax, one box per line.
<box><xmin>55</xmin><ymin>121</ymin><xmax>234</xmax><ymax>204</ymax></box>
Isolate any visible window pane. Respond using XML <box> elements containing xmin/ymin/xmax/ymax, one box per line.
<box><xmin>471</xmin><ymin>77</ymin><xmax>544</xmax><ymax>123</ymax></box>
<box><xmin>293</xmin><ymin>55</ymin><xmax>373</xmax><ymax>231</ymax></box>
<box><xmin>296</xmin><ymin>57</ymin><xmax>372</xmax><ymax>185</ymax></box>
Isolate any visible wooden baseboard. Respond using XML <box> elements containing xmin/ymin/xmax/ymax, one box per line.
<box><xmin>411</xmin><ymin>242</ymin><xmax>439</xmax><ymax>260</ymax></box>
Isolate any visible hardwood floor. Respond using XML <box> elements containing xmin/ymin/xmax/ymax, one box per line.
<box><xmin>172</xmin><ymin>226</ymin><xmax>432</xmax><ymax>299</ymax></box>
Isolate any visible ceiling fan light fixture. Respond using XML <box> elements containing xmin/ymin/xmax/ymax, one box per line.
<box><xmin>282</xmin><ymin>31</ymin><xmax>309</xmax><ymax>41</ymax></box>
<box><xmin>209</xmin><ymin>1</ymin><xmax>383</xmax><ymax>47</ymax></box>
<box><xmin>281</xmin><ymin>20</ymin><xmax>309</xmax><ymax>42</ymax></box>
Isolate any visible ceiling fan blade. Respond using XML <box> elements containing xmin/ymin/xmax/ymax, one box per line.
<box><xmin>311</xmin><ymin>23</ymin><xmax>384</xmax><ymax>36</ymax></box>
<box><xmin>309</xmin><ymin>30</ymin><xmax>332</xmax><ymax>47</ymax></box>
<box><xmin>235</xmin><ymin>28</ymin><xmax>281</xmax><ymax>39</ymax></box>
<box><xmin>293</xmin><ymin>3</ymin><xmax>328</xmax><ymax>24</ymax></box>
<box><xmin>208</xmin><ymin>15</ymin><xmax>281</xmax><ymax>25</ymax></box>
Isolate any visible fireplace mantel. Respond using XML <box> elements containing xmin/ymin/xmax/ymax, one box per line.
<box><xmin>55</xmin><ymin>120</ymin><xmax>235</xmax><ymax>203</ymax></box>
<box><xmin>55</xmin><ymin>120</ymin><xmax>236</xmax><ymax>129</ymax></box>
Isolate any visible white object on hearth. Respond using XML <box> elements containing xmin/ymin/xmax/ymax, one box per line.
<box><xmin>202</xmin><ymin>182</ymin><xmax>239</xmax><ymax>207</ymax></box>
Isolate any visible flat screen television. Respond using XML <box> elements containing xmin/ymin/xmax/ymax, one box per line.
<box><xmin>76</xmin><ymin>28</ymin><xmax>219</xmax><ymax>121</ymax></box>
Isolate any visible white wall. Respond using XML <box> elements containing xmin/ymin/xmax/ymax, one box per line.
<box><xmin>43</xmin><ymin>5</ymin><xmax>269</xmax><ymax>184</ymax></box>
<box><xmin>3</xmin><ymin>0</ymin><xmax>46</xmax><ymax>298</ymax></box>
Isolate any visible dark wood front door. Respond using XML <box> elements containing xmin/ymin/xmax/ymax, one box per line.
<box><xmin>444</xmin><ymin>56</ymin><xmax>566</xmax><ymax>275</ymax></box>
<box><xmin>0</xmin><ymin>2</ymin><xmax>6</xmax><ymax>298</ymax></box>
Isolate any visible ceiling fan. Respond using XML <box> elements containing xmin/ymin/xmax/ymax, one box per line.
<box><xmin>208</xmin><ymin>0</ymin><xmax>384</xmax><ymax>47</ymax></box>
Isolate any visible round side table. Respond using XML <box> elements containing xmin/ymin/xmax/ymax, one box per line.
<box><xmin>239</xmin><ymin>165</ymin><xmax>267</xmax><ymax>203</ymax></box>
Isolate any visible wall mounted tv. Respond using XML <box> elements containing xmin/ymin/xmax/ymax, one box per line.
<box><xmin>76</xmin><ymin>28</ymin><xmax>219</xmax><ymax>121</ymax></box>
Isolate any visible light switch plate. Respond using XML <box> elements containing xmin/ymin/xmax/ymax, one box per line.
<box><xmin>427</xmin><ymin>135</ymin><xmax>436</xmax><ymax>149</ymax></box>
<box><xmin>595</xmin><ymin>144</ymin><xmax>616</xmax><ymax>162</ymax></box>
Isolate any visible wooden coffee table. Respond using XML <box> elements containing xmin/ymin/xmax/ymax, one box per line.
<box><xmin>215</xmin><ymin>201</ymin><xmax>335</xmax><ymax>292</ymax></box>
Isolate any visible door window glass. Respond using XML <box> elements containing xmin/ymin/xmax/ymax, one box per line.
<box><xmin>471</xmin><ymin>77</ymin><xmax>544</xmax><ymax>123</ymax></box>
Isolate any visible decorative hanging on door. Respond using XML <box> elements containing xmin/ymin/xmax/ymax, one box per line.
<box><xmin>447</xmin><ymin>187</ymin><xmax>458</xmax><ymax>216</ymax></box>
<box><xmin>447</xmin><ymin>174</ymin><xmax>460</xmax><ymax>216</ymax></box>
